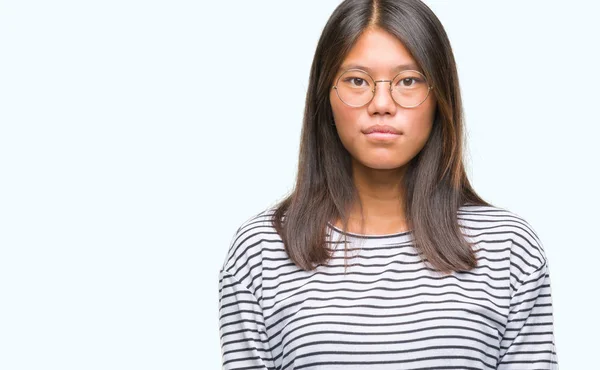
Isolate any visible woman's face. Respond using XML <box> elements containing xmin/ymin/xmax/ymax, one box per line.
<box><xmin>329</xmin><ymin>28</ymin><xmax>437</xmax><ymax>171</ymax></box>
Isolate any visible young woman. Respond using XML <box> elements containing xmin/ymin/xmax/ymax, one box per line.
<box><xmin>218</xmin><ymin>0</ymin><xmax>559</xmax><ymax>369</ymax></box>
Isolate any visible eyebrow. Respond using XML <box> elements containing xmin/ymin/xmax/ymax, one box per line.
<box><xmin>339</xmin><ymin>63</ymin><xmax>422</xmax><ymax>73</ymax></box>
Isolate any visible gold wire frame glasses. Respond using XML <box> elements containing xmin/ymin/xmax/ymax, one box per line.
<box><xmin>332</xmin><ymin>68</ymin><xmax>434</xmax><ymax>108</ymax></box>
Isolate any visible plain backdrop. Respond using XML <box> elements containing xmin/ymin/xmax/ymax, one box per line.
<box><xmin>1</xmin><ymin>0</ymin><xmax>598</xmax><ymax>369</ymax></box>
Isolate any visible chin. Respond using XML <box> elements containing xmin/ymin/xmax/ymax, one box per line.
<box><xmin>360</xmin><ymin>159</ymin><xmax>408</xmax><ymax>171</ymax></box>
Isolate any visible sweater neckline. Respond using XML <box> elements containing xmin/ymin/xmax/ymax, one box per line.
<box><xmin>326</xmin><ymin>221</ymin><xmax>413</xmax><ymax>242</ymax></box>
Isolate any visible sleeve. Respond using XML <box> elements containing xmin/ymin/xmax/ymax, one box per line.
<box><xmin>496</xmin><ymin>262</ymin><xmax>559</xmax><ymax>369</ymax></box>
<box><xmin>218</xmin><ymin>268</ymin><xmax>276</xmax><ymax>370</ymax></box>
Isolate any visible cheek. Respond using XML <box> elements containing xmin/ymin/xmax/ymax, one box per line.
<box><xmin>409</xmin><ymin>118</ymin><xmax>433</xmax><ymax>152</ymax></box>
<box><xmin>330</xmin><ymin>90</ymin><xmax>346</xmax><ymax>124</ymax></box>
<box><xmin>412</xmin><ymin>102</ymin><xmax>436</xmax><ymax>145</ymax></box>
<box><xmin>400</xmin><ymin>109</ymin><xmax>435</xmax><ymax>159</ymax></box>
<box><xmin>408</xmin><ymin>104</ymin><xmax>435</xmax><ymax>139</ymax></box>
<box><xmin>330</xmin><ymin>93</ymin><xmax>361</xmax><ymax>141</ymax></box>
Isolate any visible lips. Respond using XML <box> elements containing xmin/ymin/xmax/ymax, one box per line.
<box><xmin>363</xmin><ymin>124</ymin><xmax>402</xmax><ymax>135</ymax></box>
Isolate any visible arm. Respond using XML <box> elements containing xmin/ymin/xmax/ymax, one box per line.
<box><xmin>497</xmin><ymin>262</ymin><xmax>559</xmax><ymax>369</ymax></box>
<box><xmin>218</xmin><ymin>268</ymin><xmax>275</xmax><ymax>370</ymax></box>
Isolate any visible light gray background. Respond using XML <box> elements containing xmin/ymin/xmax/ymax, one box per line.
<box><xmin>1</xmin><ymin>0</ymin><xmax>598</xmax><ymax>369</ymax></box>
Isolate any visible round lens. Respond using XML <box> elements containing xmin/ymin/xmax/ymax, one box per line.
<box><xmin>335</xmin><ymin>70</ymin><xmax>374</xmax><ymax>107</ymax></box>
<box><xmin>391</xmin><ymin>70</ymin><xmax>431</xmax><ymax>108</ymax></box>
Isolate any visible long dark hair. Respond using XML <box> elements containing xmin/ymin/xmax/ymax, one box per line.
<box><xmin>272</xmin><ymin>0</ymin><xmax>492</xmax><ymax>275</ymax></box>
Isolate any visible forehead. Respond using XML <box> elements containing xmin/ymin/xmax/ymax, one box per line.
<box><xmin>338</xmin><ymin>28</ymin><xmax>422</xmax><ymax>74</ymax></box>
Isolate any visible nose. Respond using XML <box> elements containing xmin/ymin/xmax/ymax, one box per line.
<box><xmin>368</xmin><ymin>80</ymin><xmax>397</xmax><ymax>115</ymax></box>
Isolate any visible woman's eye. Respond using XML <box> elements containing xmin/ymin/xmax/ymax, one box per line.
<box><xmin>401</xmin><ymin>78</ymin><xmax>415</xmax><ymax>86</ymax></box>
<box><xmin>345</xmin><ymin>77</ymin><xmax>366</xmax><ymax>87</ymax></box>
<box><xmin>398</xmin><ymin>78</ymin><xmax>422</xmax><ymax>87</ymax></box>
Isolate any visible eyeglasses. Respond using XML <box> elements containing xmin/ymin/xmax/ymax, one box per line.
<box><xmin>332</xmin><ymin>68</ymin><xmax>433</xmax><ymax>108</ymax></box>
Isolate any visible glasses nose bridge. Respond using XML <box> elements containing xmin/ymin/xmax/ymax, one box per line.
<box><xmin>372</xmin><ymin>79</ymin><xmax>393</xmax><ymax>93</ymax></box>
<box><xmin>373</xmin><ymin>79</ymin><xmax>393</xmax><ymax>86</ymax></box>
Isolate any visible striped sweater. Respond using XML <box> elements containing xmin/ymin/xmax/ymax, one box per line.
<box><xmin>218</xmin><ymin>204</ymin><xmax>559</xmax><ymax>369</ymax></box>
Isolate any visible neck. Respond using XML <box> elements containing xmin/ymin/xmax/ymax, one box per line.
<box><xmin>336</xmin><ymin>159</ymin><xmax>410</xmax><ymax>234</ymax></box>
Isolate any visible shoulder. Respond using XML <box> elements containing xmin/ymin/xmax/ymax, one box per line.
<box><xmin>220</xmin><ymin>206</ymin><xmax>280</xmax><ymax>273</ymax></box>
<box><xmin>458</xmin><ymin>203</ymin><xmax>548</xmax><ymax>283</ymax></box>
